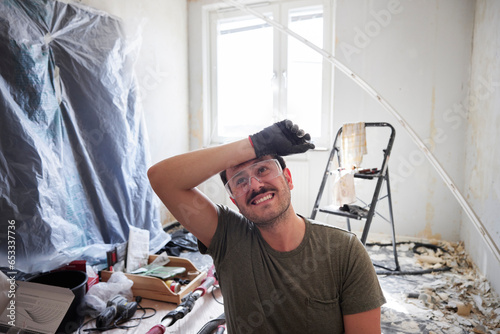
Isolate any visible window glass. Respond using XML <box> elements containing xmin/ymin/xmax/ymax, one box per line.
<box><xmin>208</xmin><ymin>1</ymin><xmax>330</xmax><ymax>145</ymax></box>
<box><xmin>287</xmin><ymin>6</ymin><xmax>324</xmax><ymax>137</ymax></box>
<box><xmin>217</xmin><ymin>15</ymin><xmax>274</xmax><ymax>137</ymax></box>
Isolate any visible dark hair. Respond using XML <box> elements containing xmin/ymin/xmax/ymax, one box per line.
<box><xmin>219</xmin><ymin>155</ymin><xmax>286</xmax><ymax>186</ymax></box>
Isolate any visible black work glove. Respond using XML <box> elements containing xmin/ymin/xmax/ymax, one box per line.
<box><xmin>249</xmin><ymin>119</ymin><xmax>315</xmax><ymax>157</ymax></box>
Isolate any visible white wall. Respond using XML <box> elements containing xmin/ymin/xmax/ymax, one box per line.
<box><xmin>462</xmin><ymin>0</ymin><xmax>500</xmax><ymax>296</ymax></box>
<box><xmin>331</xmin><ymin>0</ymin><xmax>475</xmax><ymax>241</ymax></box>
<box><xmin>66</xmin><ymin>0</ymin><xmax>189</xmax><ymax>224</ymax></box>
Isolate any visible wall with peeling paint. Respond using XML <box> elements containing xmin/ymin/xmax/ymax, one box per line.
<box><xmin>462</xmin><ymin>0</ymin><xmax>500</xmax><ymax>297</ymax></box>
<box><xmin>332</xmin><ymin>0</ymin><xmax>475</xmax><ymax>241</ymax></box>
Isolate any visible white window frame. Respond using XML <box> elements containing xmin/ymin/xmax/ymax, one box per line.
<box><xmin>202</xmin><ymin>0</ymin><xmax>334</xmax><ymax>148</ymax></box>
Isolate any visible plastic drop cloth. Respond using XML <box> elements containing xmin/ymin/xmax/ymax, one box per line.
<box><xmin>0</xmin><ymin>0</ymin><xmax>169</xmax><ymax>273</ymax></box>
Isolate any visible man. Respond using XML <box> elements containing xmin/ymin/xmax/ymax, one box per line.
<box><xmin>148</xmin><ymin>120</ymin><xmax>386</xmax><ymax>333</ymax></box>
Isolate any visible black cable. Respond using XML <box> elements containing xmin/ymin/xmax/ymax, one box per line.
<box><xmin>366</xmin><ymin>241</ymin><xmax>449</xmax><ymax>255</ymax></box>
<box><xmin>113</xmin><ymin>302</ymin><xmax>157</xmax><ymax>330</ymax></box>
<box><xmin>78</xmin><ymin>318</ymin><xmax>96</xmax><ymax>334</ymax></box>
<box><xmin>366</xmin><ymin>240</ymin><xmax>447</xmax><ymax>250</ymax></box>
<box><xmin>412</xmin><ymin>242</ymin><xmax>448</xmax><ymax>254</ymax></box>
<box><xmin>366</xmin><ymin>241</ymin><xmax>453</xmax><ymax>276</ymax></box>
<box><xmin>211</xmin><ymin>285</ymin><xmax>224</xmax><ymax>305</ymax></box>
<box><xmin>376</xmin><ymin>266</ymin><xmax>452</xmax><ymax>276</ymax></box>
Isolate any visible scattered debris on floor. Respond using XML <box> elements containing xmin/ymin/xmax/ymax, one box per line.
<box><xmin>367</xmin><ymin>240</ymin><xmax>500</xmax><ymax>334</ymax></box>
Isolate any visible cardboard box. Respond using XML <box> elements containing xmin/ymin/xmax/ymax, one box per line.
<box><xmin>0</xmin><ymin>281</ymin><xmax>74</xmax><ymax>334</ymax></box>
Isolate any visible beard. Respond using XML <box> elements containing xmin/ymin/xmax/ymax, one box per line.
<box><xmin>236</xmin><ymin>183</ymin><xmax>292</xmax><ymax>230</ymax></box>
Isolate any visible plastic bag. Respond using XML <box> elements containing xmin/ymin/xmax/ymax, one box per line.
<box><xmin>79</xmin><ymin>272</ymin><xmax>134</xmax><ymax>318</ymax></box>
<box><xmin>0</xmin><ymin>0</ymin><xmax>169</xmax><ymax>273</ymax></box>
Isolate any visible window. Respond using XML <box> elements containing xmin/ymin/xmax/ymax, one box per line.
<box><xmin>205</xmin><ymin>0</ymin><xmax>333</xmax><ymax>147</ymax></box>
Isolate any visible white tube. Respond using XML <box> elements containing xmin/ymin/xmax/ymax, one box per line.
<box><xmin>222</xmin><ymin>0</ymin><xmax>500</xmax><ymax>264</ymax></box>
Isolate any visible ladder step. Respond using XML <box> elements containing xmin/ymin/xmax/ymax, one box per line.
<box><xmin>354</xmin><ymin>172</ymin><xmax>382</xmax><ymax>180</ymax></box>
<box><xmin>318</xmin><ymin>205</ymin><xmax>368</xmax><ymax>220</ymax></box>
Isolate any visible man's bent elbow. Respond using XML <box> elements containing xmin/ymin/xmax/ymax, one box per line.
<box><xmin>147</xmin><ymin>165</ymin><xmax>162</xmax><ymax>191</ymax></box>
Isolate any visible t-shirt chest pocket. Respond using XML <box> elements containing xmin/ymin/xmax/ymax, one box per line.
<box><xmin>306</xmin><ymin>296</ymin><xmax>344</xmax><ymax>333</ymax></box>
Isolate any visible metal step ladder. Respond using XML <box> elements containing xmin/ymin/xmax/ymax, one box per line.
<box><xmin>310</xmin><ymin>122</ymin><xmax>400</xmax><ymax>271</ymax></box>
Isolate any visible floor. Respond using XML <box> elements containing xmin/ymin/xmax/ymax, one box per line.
<box><xmin>368</xmin><ymin>238</ymin><xmax>500</xmax><ymax>334</ymax></box>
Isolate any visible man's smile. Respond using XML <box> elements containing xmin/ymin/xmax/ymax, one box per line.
<box><xmin>246</xmin><ymin>187</ymin><xmax>277</xmax><ymax>206</ymax></box>
<box><xmin>252</xmin><ymin>193</ymin><xmax>275</xmax><ymax>205</ymax></box>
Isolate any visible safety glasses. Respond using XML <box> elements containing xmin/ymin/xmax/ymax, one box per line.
<box><xmin>224</xmin><ymin>159</ymin><xmax>283</xmax><ymax>199</ymax></box>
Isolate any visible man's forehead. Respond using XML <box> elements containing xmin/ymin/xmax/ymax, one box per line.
<box><xmin>226</xmin><ymin>156</ymin><xmax>273</xmax><ymax>177</ymax></box>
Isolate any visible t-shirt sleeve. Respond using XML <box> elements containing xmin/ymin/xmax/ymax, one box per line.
<box><xmin>197</xmin><ymin>204</ymin><xmax>253</xmax><ymax>267</ymax></box>
<box><xmin>198</xmin><ymin>204</ymin><xmax>225</xmax><ymax>260</ymax></box>
<box><xmin>340</xmin><ymin>235</ymin><xmax>386</xmax><ymax>314</ymax></box>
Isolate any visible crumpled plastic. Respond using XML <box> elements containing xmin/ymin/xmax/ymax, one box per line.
<box><xmin>79</xmin><ymin>272</ymin><xmax>134</xmax><ymax>318</ymax></box>
<box><xmin>0</xmin><ymin>0</ymin><xmax>169</xmax><ymax>273</ymax></box>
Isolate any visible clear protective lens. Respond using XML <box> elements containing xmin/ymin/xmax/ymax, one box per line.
<box><xmin>225</xmin><ymin>159</ymin><xmax>282</xmax><ymax>198</ymax></box>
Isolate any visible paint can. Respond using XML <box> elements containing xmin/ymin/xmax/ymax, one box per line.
<box><xmin>166</xmin><ymin>279</ymin><xmax>180</xmax><ymax>293</ymax></box>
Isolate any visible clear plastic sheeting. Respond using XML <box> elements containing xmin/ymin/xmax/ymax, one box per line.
<box><xmin>0</xmin><ymin>0</ymin><xmax>168</xmax><ymax>273</ymax></box>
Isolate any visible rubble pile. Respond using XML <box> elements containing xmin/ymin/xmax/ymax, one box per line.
<box><xmin>409</xmin><ymin>241</ymin><xmax>500</xmax><ymax>333</ymax></box>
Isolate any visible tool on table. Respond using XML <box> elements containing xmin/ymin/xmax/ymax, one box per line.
<box><xmin>79</xmin><ymin>296</ymin><xmax>156</xmax><ymax>333</ymax></box>
<box><xmin>96</xmin><ymin>295</ymin><xmax>138</xmax><ymax>329</ymax></box>
<box><xmin>146</xmin><ymin>265</ymin><xmax>218</xmax><ymax>334</ymax></box>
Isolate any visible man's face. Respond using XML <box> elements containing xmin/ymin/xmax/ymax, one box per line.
<box><xmin>225</xmin><ymin>156</ymin><xmax>294</xmax><ymax>226</ymax></box>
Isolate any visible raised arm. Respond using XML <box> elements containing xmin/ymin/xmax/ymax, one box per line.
<box><xmin>147</xmin><ymin>139</ymin><xmax>255</xmax><ymax>247</ymax></box>
<box><xmin>147</xmin><ymin>120</ymin><xmax>315</xmax><ymax>248</ymax></box>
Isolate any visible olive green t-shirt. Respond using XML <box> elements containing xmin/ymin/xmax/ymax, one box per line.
<box><xmin>199</xmin><ymin>205</ymin><xmax>386</xmax><ymax>333</ymax></box>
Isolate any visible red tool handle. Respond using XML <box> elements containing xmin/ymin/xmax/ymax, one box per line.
<box><xmin>194</xmin><ymin>265</ymin><xmax>217</xmax><ymax>296</ymax></box>
<box><xmin>194</xmin><ymin>275</ymin><xmax>215</xmax><ymax>296</ymax></box>
<box><xmin>145</xmin><ymin>324</ymin><xmax>166</xmax><ymax>334</ymax></box>
<box><xmin>146</xmin><ymin>265</ymin><xmax>217</xmax><ymax>333</ymax></box>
